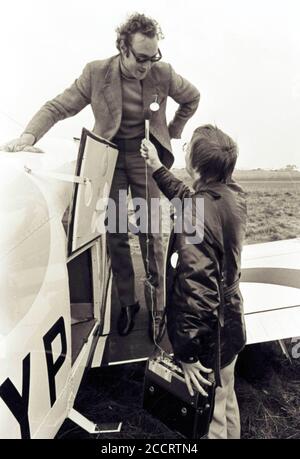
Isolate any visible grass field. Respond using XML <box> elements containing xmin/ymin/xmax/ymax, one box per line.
<box><xmin>239</xmin><ymin>180</ymin><xmax>300</xmax><ymax>244</ymax></box>
<box><xmin>171</xmin><ymin>168</ymin><xmax>300</xmax><ymax>244</ymax></box>
<box><xmin>57</xmin><ymin>170</ymin><xmax>300</xmax><ymax>440</ymax></box>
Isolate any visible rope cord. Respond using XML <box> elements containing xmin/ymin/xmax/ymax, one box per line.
<box><xmin>144</xmin><ymin>120</ymin><xmax>170</xmax><ymax>358</ymax></box>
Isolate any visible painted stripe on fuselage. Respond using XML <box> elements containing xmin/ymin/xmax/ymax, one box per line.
<box><xmin>241</xmin><ymin>267</ymin><xmax>300</xmax><ymax>289</ymax></box>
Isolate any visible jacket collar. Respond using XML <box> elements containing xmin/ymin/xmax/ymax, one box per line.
<box><xmin>103</xmin><ymin>55</ymin><xmax>122</xmax><ymax>122</ymax></box>
<box><xmin>193</xmin><ymin>178</ymin><xmax>244</xmax><ymax>198</ymax></box>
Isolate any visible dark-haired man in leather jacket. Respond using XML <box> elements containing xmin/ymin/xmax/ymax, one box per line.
<box><xmin>140</xmin><ymin>124</ymin><xmax>247</xmax><ymax>439</ymax></box>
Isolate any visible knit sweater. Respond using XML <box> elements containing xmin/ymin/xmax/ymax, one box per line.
<box><xmin>115</xmin><ymin>62</ymin><xmax>145</xmax><ymax>139</ymax></box>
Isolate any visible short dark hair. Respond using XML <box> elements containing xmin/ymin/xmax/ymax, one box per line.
<box><xmin>116</xmin><ymin>13</ymin><xmax>164</xmax><ymax>52</ymax></box>
<box><xmin>189</xmin><ymin>124</ymin><xmax>238</xmax><ymax>183</ymax></box>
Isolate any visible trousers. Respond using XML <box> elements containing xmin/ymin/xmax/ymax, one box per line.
<box><xmin>208</xmin><ymin>356</ymin><xmax>241</xmax><ymax>439</ymax></box>
<box><xmin>107</xmin><ymin>138</ymin><xmax>165</xmax><ymax>313</ymax></box>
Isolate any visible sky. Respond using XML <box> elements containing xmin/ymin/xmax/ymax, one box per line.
<box><xmin>0</xmin><ymin>0</ymin><xmax>299</xmax><ymax>169</ymax></box>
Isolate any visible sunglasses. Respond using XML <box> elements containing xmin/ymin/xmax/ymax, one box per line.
<box><xmin>129</xmin><ymin>47</ymin><xmax>162</xmax><ymax>64</ymax></box>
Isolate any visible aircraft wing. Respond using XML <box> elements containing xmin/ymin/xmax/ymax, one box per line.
<box><xmin>240</xmin><ymin>238</ymin><xmax>300</xmax><ymax>344</ymax></box>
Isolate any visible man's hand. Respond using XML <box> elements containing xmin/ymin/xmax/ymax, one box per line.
<box><xmin>140</xmin><ymin>138</ymin><xmax>162</xmax><ymax>172</ymax></box>
<box><xmin>180</xmin><ymin>360</ymin><xmax>213</xmax><ymax>397</ymax></box>
<box><xmin>0</xmin><ymin>133</ymin><xmax>44</xmax><ymax>153</ymax></box>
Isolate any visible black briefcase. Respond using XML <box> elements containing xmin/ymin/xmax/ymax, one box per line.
<box><xmin>143</xmin><ymin>354</ymin><xmax>216</xmax><ymax>439</ymax></box>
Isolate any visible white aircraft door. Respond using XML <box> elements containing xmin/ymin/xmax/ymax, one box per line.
<box><xmin>65</xmin><ymin>129</ymin><xmax>118</xmax><ymax>366</ymax></box>
<box><xmin>67</xmin><ymin>128</ymin><xmax>119</xmax><ymax>257</ymax></box>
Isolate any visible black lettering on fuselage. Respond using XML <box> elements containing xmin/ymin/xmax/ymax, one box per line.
<box><xmin>43</xmin><ymin>316</ymin><xmax>67</xmax><ymax>407</ymax></box>
<box><xmin>0</xmin><ymin>353</ymin><xmax>31</xmax><ymax>439</ymax></box>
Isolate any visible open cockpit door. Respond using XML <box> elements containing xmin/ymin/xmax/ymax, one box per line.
<box><xmin>66</xmin><ymin>129</ymin><xmax>118</xmax><ymax>364</ymax></box>
<box><xmin>67</xmin><ymin>128</ymin><xmax>118</xmax><ymax>257</ymax></box>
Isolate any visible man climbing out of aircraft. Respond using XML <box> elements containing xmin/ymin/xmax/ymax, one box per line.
<box><xmin>0</xmin><ymin>13</ymin><xmax>200</xmax><ymax>341</ymax></box>
<box><xmin>140</xmin><ymin>125</ymin><xmax>247</xmax><ymax>438</ymax></box>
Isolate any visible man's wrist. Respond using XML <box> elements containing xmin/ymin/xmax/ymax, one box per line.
<box><xmin>21</xmin><ymin>133</ymin><xmax>36</xmax><ymax>145</ymax></box>
<box><xmin>151</xmin><ymin>160</ymin><xmax>163</xmax><ymax>173</ymax></box>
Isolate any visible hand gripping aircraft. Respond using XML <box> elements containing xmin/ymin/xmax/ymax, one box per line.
<box><xmin>0</xmin><ymin>129</ymin><xmax>299</xmax><ymax>439</ymax></box>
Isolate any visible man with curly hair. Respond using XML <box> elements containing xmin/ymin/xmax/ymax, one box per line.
<box><xmin>1</xmin><ymin>13</ymin><xmax>200</xmax><ymax>341</ymax></box>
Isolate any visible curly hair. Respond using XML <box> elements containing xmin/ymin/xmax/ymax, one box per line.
<box><xmin>116</xmin><ymin>13</ymin><xmax>164</xmax><ymax>53</ymax></box>
<box><xmin>190</xmin><ymin>125</ymin><xmax>238</xmax><ymax>183</ymax></box>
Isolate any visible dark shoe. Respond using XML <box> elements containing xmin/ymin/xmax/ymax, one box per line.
<box><xmin>117</xmin><ymin>302</ymin><xmax>140</xmax><ymax>336</ymax></box>
<box><xmin>148</xmin><ymin>311</ymin><xmax>166</xmax><ymax>343</ymax></box>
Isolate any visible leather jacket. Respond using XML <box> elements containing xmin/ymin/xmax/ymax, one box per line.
<box><xmin>153</xmin><ymin>166</ymin><xmax>247</xmax><ymax>370</ymax></box>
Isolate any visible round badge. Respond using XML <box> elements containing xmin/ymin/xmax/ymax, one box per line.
<box><xmin>150</xmin><ymin>102</ymin><xmax>160</xmax><ymax>112</ymax></box>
